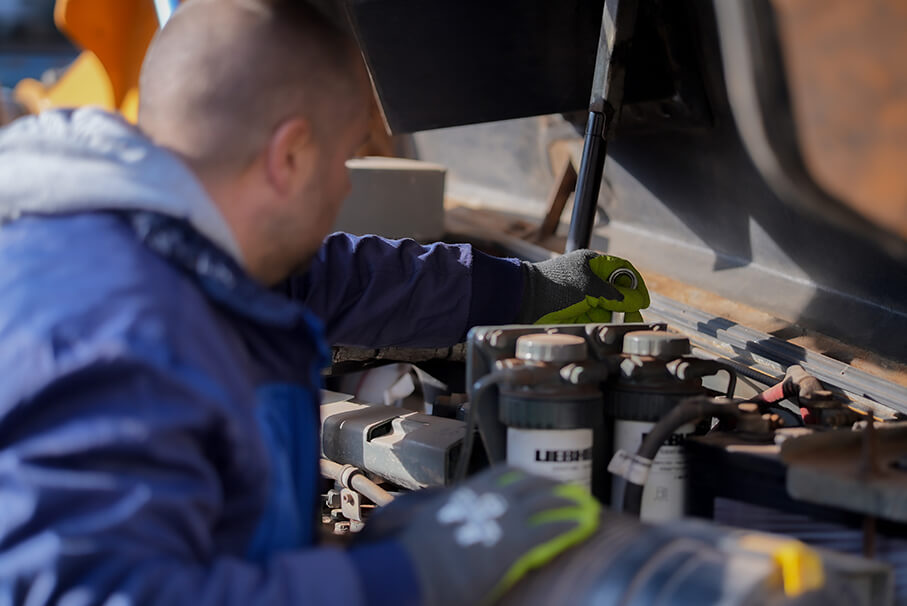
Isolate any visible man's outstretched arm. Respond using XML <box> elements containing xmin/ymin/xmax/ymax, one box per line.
<box><xmin>286</xmin><ymin>233</ymin><xmax>523</xmax><ymax>347</ymax></box>
<box><xmin>287</xmin><ymin>233</ymin><xmax>624</xmax><ymax>348</ymax></box>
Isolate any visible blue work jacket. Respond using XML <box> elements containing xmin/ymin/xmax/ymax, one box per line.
<box><xmin>0</xmin><ymin>109</ymin><xmax>523</xmax><ymax>605</ymax></box>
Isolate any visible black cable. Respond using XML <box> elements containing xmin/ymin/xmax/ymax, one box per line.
<box><xmin>623</xmin><ymin>397</ymin><xmax>741</xmax><ymax>516</ymax></box>
<box><xmin>453</xmin><ymin>371</ymin><xmax>508</xmax><ymax>483</ymax></box>
<box><xmin>722</xmin><ymin>368</ymin><xmax>737</xmax><ymax>398</ymax></box>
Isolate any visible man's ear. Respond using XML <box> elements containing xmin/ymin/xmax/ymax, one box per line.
<box><xmin>264</xmin><ymin>117</ymin><xmax>314</xmax><ymax>195</ymax></box>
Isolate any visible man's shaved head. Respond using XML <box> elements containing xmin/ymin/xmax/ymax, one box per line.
<box><xmin>137</xmin><ymin>0</ymin><xmax>373</xmax><ymax>285</ymax></box>
<box><xmin>139</xmin><ymin>0</ymin><xmax>362</xmax><ymax>174</ymax></box>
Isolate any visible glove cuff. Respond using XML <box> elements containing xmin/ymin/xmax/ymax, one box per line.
<box><xmin>467</xmin><ymin>250</ymin><xmax>524</xmax><ymax>330</ymax></box>
<box><xmin>516</xmin><ymin>261</ymin><xmax>543</xmax><ymax>324</ymax></box>
<box><xmin>348</xmin><ymin>540</ymin><xmax>422</xmax><ymax>606</ymax></box>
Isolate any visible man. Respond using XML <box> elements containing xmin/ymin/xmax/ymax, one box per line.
<box><xmin>0</xmin><ymin>1</ymin><xmax>621</xmax><ymax>604</ymax></box>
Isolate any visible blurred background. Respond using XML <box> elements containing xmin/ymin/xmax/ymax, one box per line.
<box><xmin>0</xmin><ymin>0</ymin><xmax>75</xmax><ymax>120</ymax></box>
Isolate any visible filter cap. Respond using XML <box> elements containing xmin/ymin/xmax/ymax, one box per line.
<box><xmin>515</xmin><ymin>333</ymin><xmax>588</xmax><ymax>363</ymax></box>
<box><xmin>622</xmin><ymin>330</ymin><xmax>690</xmax><ymax>359</ymax></box>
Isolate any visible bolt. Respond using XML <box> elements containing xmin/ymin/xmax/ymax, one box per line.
<box><xmin>761</xmin><ymin>413</ymin><xmax>783</xmax><ymax>428</ymax></box>
<box><xmin>488</xmin><ymin>329</ymin><xmax>507</xmax><ymax>348</ymax></box>
<box><xmin>596</xmin><ymin>326</ymin><xmax>613</xmax><ymax>345</ymax></box>
<box><xmin>619</xmin><ymin>356</ymin><xmax>642</xmax><ymax>378</ymax></box>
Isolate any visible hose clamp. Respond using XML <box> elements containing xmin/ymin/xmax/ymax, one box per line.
<box><xmin>339</xmin><ymin>464</ymin><xmax>362</xmax><ymax>490</ymax></box>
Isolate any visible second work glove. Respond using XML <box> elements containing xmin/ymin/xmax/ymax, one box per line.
<box><xmin>358</xmin><ymin>466</ymin><xmax>600</xmax><ymax>606</ymax></box>
<box><xmin>518</xmin><ymin>250</ymin><xmax>649</xmax><ymax>324</ymax></box>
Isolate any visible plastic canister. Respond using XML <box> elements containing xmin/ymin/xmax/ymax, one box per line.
<box><xmin>606</xmin><ymin>330</ymin><xmax>705</xmax><ymax>521</ymax></box>
<box><xmin>502</xmin><ymin>333</ymin><xmax>601</xmax><ymax>489</ymax></box>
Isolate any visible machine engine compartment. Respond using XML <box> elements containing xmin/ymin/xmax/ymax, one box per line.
<box><xmin>320</xmin><ymin>320</ymin><xmax>906</xmax><ymax>604</ymax></box>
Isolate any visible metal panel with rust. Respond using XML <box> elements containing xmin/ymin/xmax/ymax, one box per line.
<box><xmin>772</xmin><ymin>0</ymin><xmax>907</xmax><ymax>242</ymax></box>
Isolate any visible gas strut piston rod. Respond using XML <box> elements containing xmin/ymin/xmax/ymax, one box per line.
<box><xmin>566</xmin><ymin>0</ymin><xmax>639</xmax><ymax>252</ymax></box>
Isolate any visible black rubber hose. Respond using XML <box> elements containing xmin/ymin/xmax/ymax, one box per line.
<box><xmin>722</xmin><ymin>368</ymin><xmax>737</xmax><ymax>398</ymax></box>
<box><xmin>623</xmin><ymin>397</ymin><xmax>740</xmax><ymax>516</ymax></box>
<box><xmin>453</xmin><ymin>370</ymin><xmax>508</xmax><ymax>483</ymax></box>
<box><xmin>670</xmin><ymin>359</ymin><xmax>738</xmax><ymax>398</ymax></box>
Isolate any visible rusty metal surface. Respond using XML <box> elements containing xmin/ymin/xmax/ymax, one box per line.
<box><xmin>640</xmin><ymin>271</ymin><xmax>907</xmax><ymax>390</ymax></box>
<box><xmin>446</xmin><ymin>203</ymin><xmax>907</xmax><ymax>390</ymax></box>
<box><xmin>772</xmin><ymin>0</ymin><xmax>907</xmax><ymax>241</ymax></box>
<box><xmin>780</xmin><ymin>422</ymin><xmax>907</xmax><ymax>522</ymax></box>
<box><xmin>446</xmin><ymin>202</ymin><xmax>907</xmax><ymax>417</ymax></box>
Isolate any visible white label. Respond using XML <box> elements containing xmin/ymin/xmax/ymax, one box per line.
<box><xmin>611</xmin><ymin>419</ymin><xmax>695</xmax><ymax>523</ymax></box>
<box><xmin>506</xmin><ymin>428</ymin><xmax>593</xmax><ymax>489</ymax></box>
<box><xmin>607</xmin><ymin>449</ymin><xmax>652</xmax><ymax>486</ymax></box>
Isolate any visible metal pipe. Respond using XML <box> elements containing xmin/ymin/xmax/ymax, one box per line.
<box><xmin>566</xmin><ymin>112</ymin><xmax>607</xmax><ymax>252</ymax></box>
<box><xmin>319</xmin><ymin>459</ymin><xmax>394</xmax><ymax>506</ymax></box>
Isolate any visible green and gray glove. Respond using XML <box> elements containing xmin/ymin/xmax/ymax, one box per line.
<box><xmin>359</xmin><ymin>466</ymin><xmax>600</xmax><ymax>606</ymax></box>
<box><xmin>519</xmin><ymin>250</ymin><xmax>649</xmax><ymax>324</ymax></box>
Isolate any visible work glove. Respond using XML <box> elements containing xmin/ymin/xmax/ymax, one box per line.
<box><xmin>518</xmin><ymin>250</ymin><xmax>648</xmax><ymax>324</ymax></box>
<box><xmin>534</xmin><ymin>254</ymin><xmax>650</xmax><ymax>324</ymax></box>
<box><xmin>358</xmin><ymin>466</ymin><xmax>600</xmax><ymax>606</ymax></box>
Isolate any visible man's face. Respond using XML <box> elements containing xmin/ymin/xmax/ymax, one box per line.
<box><xmin>309</xmin><ymin>108</ymin><xmax>370</xmax><ymax>240</ymax></box>
<box><xmin>261</xmin><ymin>74</ymin><xmax>370</xmax><ymax>279</ymax></box>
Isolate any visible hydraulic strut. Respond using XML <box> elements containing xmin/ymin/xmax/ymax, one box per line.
<box><xmin>566</xmin><ymin>0</ymin><xmax>638</xmax><ymax>252</ymax></box>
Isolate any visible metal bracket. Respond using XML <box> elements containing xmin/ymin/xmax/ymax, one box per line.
<box><xmin>340</xmin><ymin>488</ymin><xmax>363</xmax><ymax>523</ymax></box>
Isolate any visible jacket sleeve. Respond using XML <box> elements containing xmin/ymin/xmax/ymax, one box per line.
<box><xmin>0</xmin><ymin>355</ymin><xmax>419</xmax><ymax>606</ymax></box>
<box><xmin>286</xmin><ymin>233</ymin><xmax>524</xmax><ymax>347</ymax></box>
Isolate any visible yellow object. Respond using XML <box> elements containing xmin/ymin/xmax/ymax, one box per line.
<box><xmin>739</xmin><ymin>534</ymin><xmax>826</xmax><ymax>597</ymax></box>
<box><xmin>14</xmin><ymin>52</ymin><xmax>114</xmax><ymax>114</ymax></box>
<box><xmin>13</xmin><ymin>0</ymin><xmax>163</xmax><ymax>122</ymax></box>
